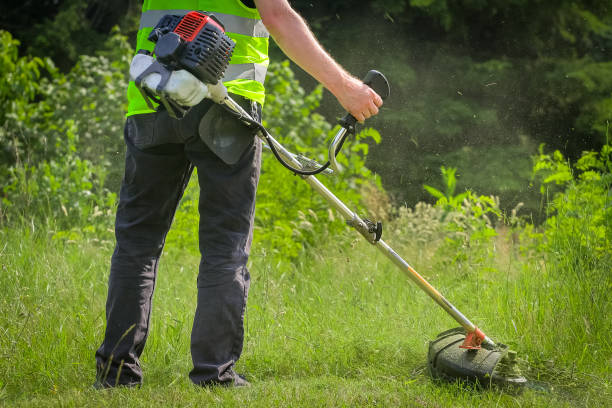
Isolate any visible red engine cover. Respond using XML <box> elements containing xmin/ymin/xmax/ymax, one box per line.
<box><xmin>173</xmin><ymin>11</ymin><xmax>225</xmax><ymax>42</ymax></box>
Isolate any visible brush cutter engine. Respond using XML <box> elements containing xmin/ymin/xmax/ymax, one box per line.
<box><xmin>133</xmin><ymin>11</ymin><xmax>235</xmax><ymax>118</ymax></box>
<box><xmin>148</xmin><ymin>12</ymin><xmax>234</xmax><ymax>84</ymax></box>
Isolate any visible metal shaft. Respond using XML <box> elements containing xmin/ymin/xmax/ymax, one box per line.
<box><xmin>328</xmin><ymin>127</ymin><xmax>349</xmax><ymax>172</ymax></box>
<box><xmin>221</xmin><ymin>95</ymin><xmax>495</xmax><ymax>347</ymax></box>
<box><xmin>304</xmin><ymin>169</ymin><xmax>494</xmax><ymax>347</ymax></box>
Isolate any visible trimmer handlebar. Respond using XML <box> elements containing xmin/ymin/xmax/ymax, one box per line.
<box><xmin>339</xmin><ymin>70</ymin><xmax>391</xmax><ymax>130</ymax></box>
<box><xmin>330</xmin><ymin>70</ymin><xmax>390</xmax><ymax>172</ymax></box>
<box><xmin>222</xmin><ymin>69</ymin><xmax>390</xmax><ymax>176</ymax></box>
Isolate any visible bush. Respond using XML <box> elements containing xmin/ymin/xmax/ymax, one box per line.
<box><xmin>423</xmin><ymin>165</ymin><xmax>501</xmax><ymax>246</ymax></box>
<box><xmin>0</xmin><ymin>31</ymin><xmax>55</xmax><ymax>170</ymax></box>
<box><xmin>0</xmin><ymin>120</ymin><xmax>116</xmax><ymax>232</ymax></box>
<box><xmin>0</xmin><ymin>29</ymin><xmax>130</xmax><ymax>232</ymax></box>
<box><xmin>532</xmin><ymin>140</ymin><xmax>611</xmax><ymax>296</ymax></box>
<box><xmin>513</xmin><ymin>139</ymin><xmax>612</xmax><ymax>371</ymax></box>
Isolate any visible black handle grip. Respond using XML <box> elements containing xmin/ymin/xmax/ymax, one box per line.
<box><xmin>339</xmin><ymin>70</ymin><xmax>390</xmax><ymax>129</ymax></box>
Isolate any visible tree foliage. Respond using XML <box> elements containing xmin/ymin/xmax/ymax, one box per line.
<box><xmin>0</xmin><ymin>29</ymin><xmax>128</xmax><ymax>227</ymax></box>
<box><xmin>2</xmin><ymin>0</ymin><xmax>611</xmax><ymax>221</ymax></box>
<box><xmin>288</xmin><ymin>0</ymin><xmax>612</xmax><ymax>215</ymax></box>
<box><xmin>0</xmin><ymin>0</ymin><xmax>140</xmax><ymax>70</ymax></box>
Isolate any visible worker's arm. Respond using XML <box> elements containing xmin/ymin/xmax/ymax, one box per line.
<box><xmin>254</xmin><ymin>0</ymin><xmax>382</xmax><ymax>122</ymax></box>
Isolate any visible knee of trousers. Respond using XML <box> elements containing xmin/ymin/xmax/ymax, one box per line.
<box><xmin>197</xmin><ymin>262</ymin><xmax>250</xmax><ymax>289</ymax></box>
<box><xmin>109</xmin><ymin>246</ymin><xmax>159</xmax><ymax>284</ymax></box>
<box><xmin>113</xmin><ymin>221</ymin><xmax>169</xmax><ymax>258</ymax></box>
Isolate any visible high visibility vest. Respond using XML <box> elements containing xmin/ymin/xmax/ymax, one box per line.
<box><xmin>127</xmin><ymin>0</ymin><xmax>269</xmax><ymax>116</ymax></box>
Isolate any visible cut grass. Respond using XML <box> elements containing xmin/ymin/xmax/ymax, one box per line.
<box><xmin>0</xmin><ymin>223</ymin><xmax>610</xmax><ymax>407</ymax></box>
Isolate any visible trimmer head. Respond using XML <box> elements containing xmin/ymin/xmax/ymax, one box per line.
<box><xmin>428</xmin><ymin>328</ymin><xmax>527</xmax><ymax>392</ymax></box>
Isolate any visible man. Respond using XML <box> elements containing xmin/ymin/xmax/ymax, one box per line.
<box><xmin>95</xmin><ymin>0</ymin><xmax>382</xmax><ymax>388</ymax></box>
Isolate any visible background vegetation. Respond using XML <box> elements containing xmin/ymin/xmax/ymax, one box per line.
<box><xmin>292</xmin><ymin>0</ymin><xmax>612</xmax><ymax>216</ymax></box>
<box><xmin>3</xmin><ymin>0</ymin><xmax>612</xmax><ymax>216</ymax></box>
<box><xmin>0</xmin><ymin>1</ymin><xmax>610</xmax><ymax>406</ymax></box>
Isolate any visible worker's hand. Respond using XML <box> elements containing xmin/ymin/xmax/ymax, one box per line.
<box><xmin>335</xmin><ymin>75</ymin><xmax>384</xmax><ymax>123</ymax></box>
<box><xmin>129</xmin><ymin>54</ymin><xmax>208</xmax><ymax>107</ymax></box>
<box><xmin>164</xmin><ymin>69</ymin><xmax>209</xmax><ymax>106</ymax></box>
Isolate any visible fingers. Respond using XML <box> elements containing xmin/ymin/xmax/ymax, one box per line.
<box><xmin>352</xmin><ymin>100</ymin><xmax>379</xmax><ymax>123</ymax></box>
<box><xmin>373</xmin><ymin>91</ymin><xmax>383</xmax><ymax>107</ymax></box>
<box><xmin>368</xmin><ymin>100</ymin><xmax>379</xmax><ymax>116</ymax></box>
<box><xmin>369</xmin><ymin>87</ymin><xmax>383</xmax><ymax>108</ymax></box>
<box><xmin>360</xmin><ymin>99</ymin><xmax>379</xmax><ymax>121</ymax></box>
<box><xmin>354</xmin><ymin>111</ymin><xmax>366</xmax><ymax>123</ymax></box>
<box><xmin>342</xmin><ymin>81</ymin><xmax>384</xmax><ymax>123</ymax></box>
<box><xmin>363</xmin><ymin>89</ymin><xmax>382</xmax><ymax>119</ymax></box>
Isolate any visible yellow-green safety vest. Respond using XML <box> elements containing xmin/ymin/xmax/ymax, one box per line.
<box><xmin>127</xmin><ymin>0</ymin><xmax>269</xmax><ymax>116</ymax></box>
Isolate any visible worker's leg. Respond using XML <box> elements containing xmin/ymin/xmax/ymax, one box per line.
<box><xmin>95</xmin><ymin>113</ymin><xmax>191</xmax><ymax>387</ymax></box>
<box><xmin>184</xmin><ymin>105</ymin><xmax>262</xmax><ymax>385</ymax></box>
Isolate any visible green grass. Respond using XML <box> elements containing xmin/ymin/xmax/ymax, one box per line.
<box><xmin>0</xmin><ymin>221</ymin><xmax>610</xmax><ymax>407</ymax></box>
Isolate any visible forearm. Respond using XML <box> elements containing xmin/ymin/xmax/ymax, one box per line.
<box><xmin>257</xmin><ymin>3</ymin><xmax>351</xmax><ymax>98</ymax></box>
<box><xmin>255</xmin><ymin>0</ymin><xmax>382</xmax><ymax>122</ymax></box>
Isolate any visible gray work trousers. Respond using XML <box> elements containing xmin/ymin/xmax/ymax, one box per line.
<box><xmin>95</xmin><ymin>99</ymin><xmax>261</xmax><ymax>386</ymax></box>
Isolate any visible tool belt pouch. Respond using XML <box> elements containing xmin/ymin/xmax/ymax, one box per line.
<box><xmin>198</xmin><ymin>98</ymin><xmax>261</xmax><ymax>165</ymax></box>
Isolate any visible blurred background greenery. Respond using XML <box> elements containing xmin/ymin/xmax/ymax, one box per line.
<box><xmin>1</xmin><ymin>0</ymin><xmax>611</xmax><ymax>220</ymax></box>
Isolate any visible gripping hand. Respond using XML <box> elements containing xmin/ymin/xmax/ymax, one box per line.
<box><xmin>130</xmin><ymin>53</ymin><xmax>208</xmax><ymax>107</ymax></box>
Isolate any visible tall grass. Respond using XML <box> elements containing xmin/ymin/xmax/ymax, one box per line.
<box><xmin>0</xmin><ymin>211</ymin><xmax>609</xmax><ymax>406</ymax></box>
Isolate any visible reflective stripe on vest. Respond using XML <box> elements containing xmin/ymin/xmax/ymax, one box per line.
<box><xmin>127</xmin><ymin>0</ymin><xmax>269</xmax><ymax>116</ymax></box>
<box><xmin>139</xmin><ymin>9</ymin><xmax>269</xmax><ymax>38</ymax></box>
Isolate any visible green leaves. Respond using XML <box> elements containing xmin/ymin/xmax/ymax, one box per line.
<box><xmin>0</xmin><ymin>31</ymin><xmax>54</xmax><ymax>125</ymax></box>
<box><xmin>0</xmin><ymin>29</ymin><xmax>128</xmax><ymax>230</ymax></box>
<box><xmin>423</xmin><ymin>185</ymin><xmax>445</xmax><ymax>200</ymax></box>
<box><xmin>527</xmin><ymin>142</ymin><xmax>612</xmax><ymax>334</ymax></box>
<box><xmin>423</xmin><ymin>166</ymin><xmax>462</xmax><ymax>210</ymax></box>
<box><xmin>532</xmin><ymin>145</ymin><xmax>574</xmax><ymax>192</ymax></box>
<box><xmin>533</xmin><ymin>140</ymin><xmax>611</xmax><ymax>252</ymax></box>
<box><xmin>422</xmin><ymin>165</ymin><xmax>501</xmax><ymax>253</ymax></box>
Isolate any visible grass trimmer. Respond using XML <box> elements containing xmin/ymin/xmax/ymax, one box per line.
<box><xmin>136</xmin><ymin>11</ymin><xmax>527</xmax><ymax>391</ymax></box>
